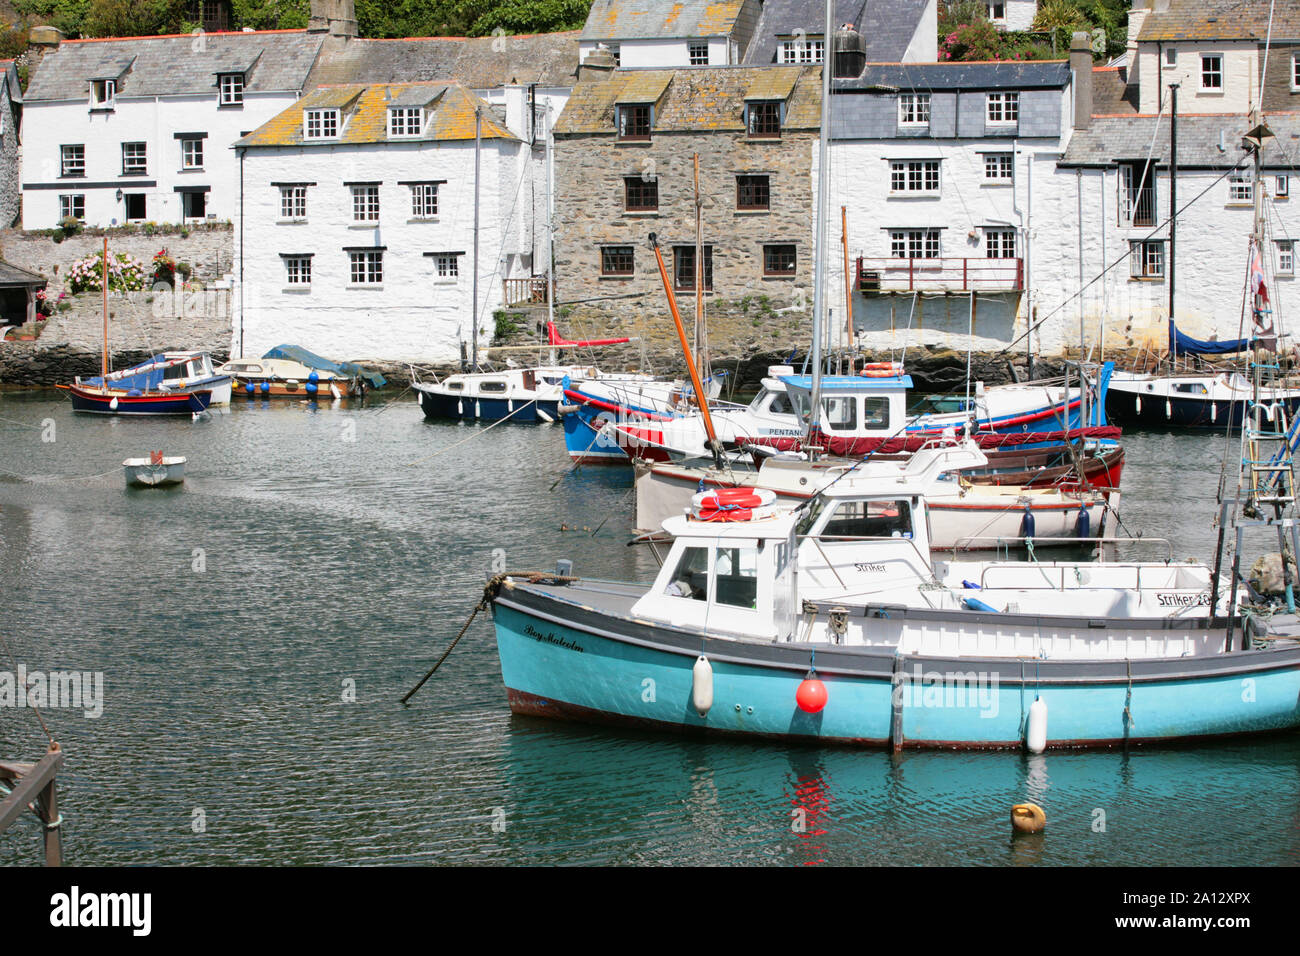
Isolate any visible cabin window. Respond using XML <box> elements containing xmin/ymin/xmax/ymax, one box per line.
<box><xmin>863</xmin><ymin>397</ymin><xmax>890</xmax><ymax>428</ymax></box>
<box><xmin>479</xmin><ymin>381</ymin><xmax>507</xmax><ymax>393</ymax></box>
<box><xmin>768</xmin><ymin>391</ymin><xmax>793</xmax><ymax>415</ymax></box>
<box><xmin>714</xmin><ymin>547</ymin><xmax>760</xmax><ymax>609</ymax></box>
<box><xmin>822</xmin><ymin>396</ymin><xmax>858</xmax><ymax>431</ymax></box>
<box><xmin>445</xmin><ymin>382</ymin><xmax>463</xmax><ymax>391</ymax></box>
<box><xmin>821</xmin><ymin>499</ymin><xmax>913</xmax><ymax>539</ymax></box>
<box><xmin>665</xmin><ymin>546</ymin><xmax>710</xmax><ymax>601</ymax></box>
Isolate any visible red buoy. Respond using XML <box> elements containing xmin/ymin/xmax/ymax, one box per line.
<box><xmin>796</xmin><ymin>672</ymin><xmax>828</xmax><ymax>713</ymax></box>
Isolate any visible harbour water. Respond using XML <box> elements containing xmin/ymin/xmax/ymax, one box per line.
<box><xmin>0</xmin><ymin>391</ymin><xmax>1297</xmax><ymax>866</ymax></box>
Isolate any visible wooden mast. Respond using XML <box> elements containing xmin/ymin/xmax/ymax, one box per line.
<box><xmin>841</xmin><ymin>206</ymin><xmax>854</xmax><ymax>358</ymax></box>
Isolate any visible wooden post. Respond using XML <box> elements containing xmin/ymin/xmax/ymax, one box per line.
<box><xmin>101</xmin><ymin>237</ymin><xmax>109</xmax><ymax>380</ymax></box>
<box><xmin>0</xmin><ymin>743</ymin><xmax>64</xmax><ymax>866</ymax></box>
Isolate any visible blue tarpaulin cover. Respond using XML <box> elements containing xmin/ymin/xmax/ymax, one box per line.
<box><xmin>261</xmin><ymin>345</ymin><xmax>387</xmax><ymax>388</ymax></box>
<box><xmin>1168</xmin><ymin>320</ymin><xmax>1253</xmax><ymax>356</ymax></box>
<box><xmin>83</xmin><ymin>354</ymin><xmax>171</xmax><ymax>390</ymax></box>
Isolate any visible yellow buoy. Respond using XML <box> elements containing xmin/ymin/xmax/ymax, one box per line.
<box><xmin>1011</xmin><ymin>802</ymin><xmax>1046</xmax><ymax>834</ymax></box>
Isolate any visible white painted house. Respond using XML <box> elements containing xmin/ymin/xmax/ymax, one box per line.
<box><xmin>21</xmin><ymin>30</ymin><xmax>325</xmax><ymax>229</ymax></box>
<box><xmin>233</xmin><ymin>83</ymin><xmax>546</xmax><ymax>364</ymax></box>
<box><xmin>826</xmin><ymin>57</ymin><xmax>1074</xmax><ymax>353</ymax></box>
<box><xmin>578</xmin><ymin>0</ymin><xmax>761</xmax><ymax>68</ymax></box>
<box><xmin>987</xmin><ymin>1</ymin><xmax>1038</xmax><ymax>34</ymax></box>
<box><xmin>1039</xmin><ymin>2</ymin><xmax>1300</xmax><ymax>354</ymax></box>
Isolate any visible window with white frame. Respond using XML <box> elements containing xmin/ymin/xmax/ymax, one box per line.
<box><xmin>90</xmin><ymin>79</ymin><xmax>115</xmax><ymax>109</ymax></box>
<box><xmin>987</xmin><ymin>3</ymin><xmax>1006</xmax><ymax>22</ymax></box>
<box><xmin>219</xmin><ymin>73</ymin><xmax>244</xmax><ymax>105</ymax></box>
<box><xmin>889</xmin><ymin>160</ymin><xmax>940</xmax><ymax>194</ymax></box>
<box><xmin>388</xmin><ymin>107</ymin><xmax>423</xmax><ymax>138</ymax></box>
<box><xmin>351</xmin><ymin>185</ymin><xmax>380</xmax><ymax>223</ymax></box>
<box><xmin>1278</xmin><ymin>240</ymin><xmax>1294</xmax><ymax>276</ymax></box>
<box><xmin>778</xmin><ymin>37</ymin><xmax>824</xmax><ymax>64</ymax></box>
<box><xmin>1164</xmin><ymin>47</ymin><xmax>1177</xmax><ymax>68</ymax></box>
<box><xmin>280</xmin><ymin>185</ymin><xmax>308</xmax><ymax>220</ymax></box>
<box><xmin>304</xmin><ymin>108</ymin><xmax>340</xmax><ymax>140</ymax></box>
<box><xmin>122</xmin><ymin>142</ymin><xmax>147</xmax><ymax>175</ymax></box>
<box><xmin>1278</xmin><ymin>174</ymin><xmax>1290</xmax><ymax>199</ymax></box>
<box><xmin>1228</xmin><ymin>170</ymin><xmax>1253</xmax><ymax>203</ymax></box>
<box><xmin>431</xmin><ymin>253</ymin><xmax>459</xmax><ymax>280</ymax></box>
<box><xmin>688</xmin><ymin>41</ymin><xmax>709</xmax><ymax>65</ymax></box>
<box><xmin>984</xmin><ymin>152</ymin><xmax>1013</xmax><ymax>182</ymax></box>
<box><xmin>283</xmin><ymin>254</ymin><xmax>312</xmax><ymax>285</ymax></box>
<box><xmin>1130</xmin><ymin>240</ymin><xmax>1165</xmax><ymax>278</ymax></box>
<box><xmin>986</xmin><ymin>92</ymin><xmax>1019</xmax><ymax>124</ymax></box>
<box><xmin>349</xmin><ymin>250</ymin><xmax>383</xmax><ymax>285</ymax></box>
<box><xmin>1201</xmin><ymin>54</ymin><xmax>1223</xmax><ymax>91</ymax></box>
<box><xmin>59</xmin><ymin>194</ymin><xmax>85</xmax><ymax>222</ymax></box>
<box><xmin>1293</xmin><ymin>52</ymin><xmax>1300</xmax><ymax>91</ymax></box>
<box><xmin>985</xmin><ymin>228</ymin><xmax>1016</xmax><ymax>258</ymax></box>
<box><xmin>181</xmin><ymin>137</ymin><xmax>204</xmax><ymax>169</ymax></box>
<box><xmin>411</xmin><ymin>183</ymin><xmax>439</xmax><ymax>219</ymax></box>
<box><xmin>898</xmin><ymin>93</ymin><xmax>930</xmax><ymax>127</ymax></box>
<box><xmin>890</xmin><ymin>229</ymin><xmax>940</xmax><ymax>259</ymax></box>
<box><xmin>60</xmin><ymin>144</ymin><xmax>85</xmax><ymax>177</ymax></box>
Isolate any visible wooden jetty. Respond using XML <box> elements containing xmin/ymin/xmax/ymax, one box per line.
<box><xmin>0</xmin><ymin>742</ymin><xmax>65</xmax><ymax>865</ymax></box>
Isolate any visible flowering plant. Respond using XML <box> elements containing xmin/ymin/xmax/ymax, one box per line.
<box><xmin>152</xmin><ymin>248</ymin><xmax>176</xmax><ymax>285</ymax></box>
<box><xmin>67</xmin><ymin>252</ymin><xmax>148</xmax><ymax>294</ymax></box>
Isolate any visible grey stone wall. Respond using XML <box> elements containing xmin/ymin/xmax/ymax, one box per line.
<box><xmin>0</xmin><ymin>83</ymin><xmax>19</xmax><ymax>229</ymax></box>
<box><xmin>0</xmin><ymin>224</ymin><xmax>234</xmax><ymax>386</ymax></box>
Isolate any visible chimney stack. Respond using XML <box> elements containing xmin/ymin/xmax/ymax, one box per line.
<box><xmin>308</xmin><ymin>0</ymin><xmax>358</xmax><ymax>39</ymax></box>
<box><xmin>578</xmin><ymin>45</ymin><xmax>618</xmax><ymax>82</ymax></box>
<box><xmin>1070</xmin><ymin>31</ymin><xmax>1093</xmax><ymax>131</ymax></box>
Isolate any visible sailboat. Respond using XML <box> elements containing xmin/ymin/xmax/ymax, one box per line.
<box><xmin>58</xmin><ymin>239</ymin><xmax>220</xmax><ymax>416</ymax></box>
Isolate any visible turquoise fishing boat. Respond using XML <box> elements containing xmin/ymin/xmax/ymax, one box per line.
<box><xmin>487</xmin><ymin>444</ymin><xmax>1300</xmax><ymax>750</ymax></box>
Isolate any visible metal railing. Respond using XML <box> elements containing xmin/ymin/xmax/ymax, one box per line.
<box><xmin>1119</xmin><ymin>186</ymin><xmax>1157</xmax><ymax>227</ymax></box>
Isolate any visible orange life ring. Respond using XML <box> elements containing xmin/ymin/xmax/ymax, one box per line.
<box><xmin>860</xmin><ymin>362</ymin><xmax>903</xmax><ymax>378</ymax></box>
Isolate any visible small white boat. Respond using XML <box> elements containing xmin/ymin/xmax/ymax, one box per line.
<box><xmin>123</xmin><ymin>454</ymin><xmax>186</xmax><ymax>488</ymax></box>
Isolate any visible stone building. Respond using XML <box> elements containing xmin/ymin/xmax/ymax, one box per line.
<box><xmin>552</xmin><ymin>57</ymin><xmax>822</xmax><ymax>351</ymax></box>
<box><xmin>0</xmin><ymin>60</ymin><xmax>22</xmax><ymax>229</ymax></box>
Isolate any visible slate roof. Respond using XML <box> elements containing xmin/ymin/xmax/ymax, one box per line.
<box><xmin>25</xmin><ymin>30</ymin><xmax>323</xmax><ymax>102</ymax></box>
<box><xmin>834</xmin><ymin>60</ymin><xmax>1072</xmax><ymax>92</ymax></box>
<box><xmin>555</xmin><ymin>65</ymin><xmax>820</xmax><ymax>135</ymax></box>
<box><xmin>1139</xmin><ymin>0</ymin><xmax>1300</xmax><ymax>42</ymax></box>
<box><xmin>236</xmin><ymin>83</ymin><xmax>516</xmax><ymax>149</ymax></box>
<box><xmin>743</xmin><ymin>0</ymin><xmax>929</xmax><ymax>65</ymax></box>
<box><xmin>0</xmin><ymin>59</ymin><xmax>19</xmax><ymax>107</ymax></box>
<box><xmin>581</xmin><ymin>0</ymin><xmax>748</xmax><ymax>40</ymax></box>
<box><xmin>1090</xmin><ymin>65</ymin><xmax>1140</xmax><ymax>115</ymax></box>
<box><xmin>305</xmin><ymin>32</ymin><xmax>580</xmax><ymax>89</ymax></box>
<box><xmin>0</xmin><ymin>260</ymin><xmax>47</xmax><ymax>287</ymax></box>
<box><xmin>1060</xmin><ymin>112</ymin><xmax>1300</xmax><ymax>167</ymax></box>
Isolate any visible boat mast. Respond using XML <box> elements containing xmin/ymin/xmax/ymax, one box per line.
<box><xmin>1168</xmin><ymin>83</ymin><xmax>1178</xmax><ymax>366</ymax></box>
<box><xmin>807</xmin><ymin>0</ymin><xmax>833</xmax><ymax>442</ymax></box>
<box><xmin>471</xmin><ymin>106</ymin><xmax>482</xmax><ymax>372</ymax></box>
<box><xmin>694</xmin><ymin>153</ymin><xmax>706</xmax><ymax>381</ymax></box>
<box><xmin>101</xmin><ymin>237</ymin><xmax>108</xmax><ymax>381</ymax></box>
<box><xmin>841</xmin><ymin>206</ymin><xmax>854</xmax><ymax>359</ymax></box>
<box><xmin>546</xmin><ymin>102</ymin><xmax>557</xmax><ymax>366</ymax></box>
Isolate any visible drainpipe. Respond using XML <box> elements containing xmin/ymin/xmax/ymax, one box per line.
<box><xmin>238</xmin><ymin>145</ymin><xmax>244</xmax><ymax>358</ymax></box>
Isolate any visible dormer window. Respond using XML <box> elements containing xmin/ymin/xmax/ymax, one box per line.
<box><xmin>898</xmin><ymin>93</ymin><xmax>930</xmax><ymax>128</ymax></box>
<box><xmin>617</xmin><ymin>104</ymin><xmax>652</xmax><ymax>141</ymax></box>
<box><xmin>778</xmin><ymin>36</ymin><xmax>824</xmax><ymax>64</ymax></box>
<box><xmin>986</xmin><ymin>92</ymin><xmax>1019</xmax><ymax>125</ymax></box>
<box><xmin>90</xmin><ymin>79</ymin><xmax>115</xmax><ymax>110</ymax></box>
<box><xmin>746</xmin><ymin>100</ymin><xmax>782</xmax><ymax>138</ymax></box>
<box><xmin>219</xmin><ymin>73</ymin><xmax>244</xmax><ymax>106</ymax></box>
<box><xmin>304</xmin><ymin>108</ymin><xmax>340</xmax><ymax>140</ymax></box>
<box><xmin>388</xmin><ymin>107</ymin><xmax>424</xmax><ymax>138</ymax></box>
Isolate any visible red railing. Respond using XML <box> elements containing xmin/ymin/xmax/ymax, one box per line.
<box><xmin>855</xmin><ymin>257</ymin><xmax>1024</xmax><ymax>293</ymax></box>
<box><xmin>503</xmin><ymin>277</ymin><xmax>553</xmax><ymax>306</ymax></box>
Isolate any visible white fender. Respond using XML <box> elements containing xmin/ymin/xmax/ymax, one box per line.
<box><xmin>692</xmin><ymin>655</ymin><xmax>713</xmax><ymax>716</ymax></box>
<box><xmin>329</xmin><ymin>383</ymin><xmax>341</xmax><ymax>400</ymax></box>
<box><xmin>109</xmin><ymin>397</ymin><xmax>119</xmax><ymax>411</ymax></box>
<box><xmin>1026</xmin><ymin>696</ymin><xmax>1048</xmax><ymax>754</ymax></box>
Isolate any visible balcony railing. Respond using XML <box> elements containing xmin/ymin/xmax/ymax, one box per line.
<box><xmin>855</xmin><ymin>256</ymin><xmax>1024</xmax><ymax>293</ymax></box>
<box><xmin>1119</xmin><ymin>187</ymin><xmax>1157</xmax><ymax>228</ymax></box>
<box><xmin>503</xmin><ymin>276</ymin><xmax>553</xmax><ymax>307</ymax></box>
